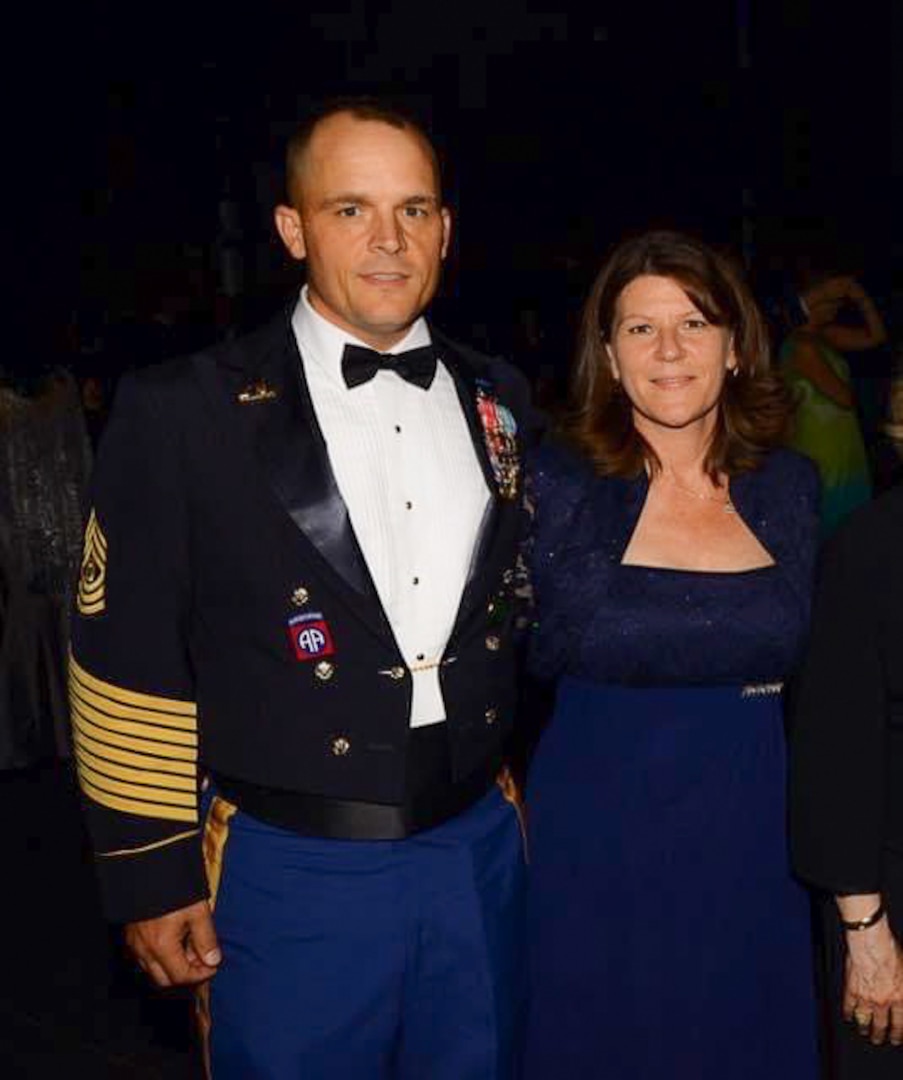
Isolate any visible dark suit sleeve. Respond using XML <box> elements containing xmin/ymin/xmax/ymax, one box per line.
<box><xmin>69</xmin><ymin>372</ymin><xmax>207</xmax><ymax>923</ymax></box>
<box><xmin>789</xmin><ymin>513</ymin><xmax>888</xmax><ymax>894</ymax></box>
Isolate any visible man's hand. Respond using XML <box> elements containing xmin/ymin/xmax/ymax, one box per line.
<box><xmin>843</xmin><ymin>918</ymin><xmax>903</xmax><ymax>1047</ymax></box>
<box><xmin>125</xmin><ymin>899</ymin><xmax>221</xmax><ymax>988</ymax></box>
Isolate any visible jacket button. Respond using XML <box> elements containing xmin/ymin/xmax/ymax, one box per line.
<box><xmin>385</xmin><ymin>665</ymin><xmax>406</xmax><ymax>681</ymax></box>
<box><xmin>291</xmin><ymin>586</ymin><xmax>310</xmax><ymax>606</ymax></box>
<box><xmin>485</xmin><ymin>707</ymin><xmax>498</xmax><ymax>725</ymax></box>
<box><xmin>485</xmin><ymin>635</ymin><xmax>501</xmax><ymax>652</ymax></box>
<box><xmin>331</xmin><ymin>736</ymin><xmax>351</xmax><ymax>756</ymax></box>
<box><xmin>314</xmin><ymin>661</ymin><xmax>335</xmax><ymax>681</ymax></box>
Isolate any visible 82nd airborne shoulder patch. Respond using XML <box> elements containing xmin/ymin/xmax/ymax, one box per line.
<box><xmin>77</xmin><ymin>509</ymin><xmax>107</xmax><ymax>616</ymax></box>
<box><xmin>287</xmin><ymin>612</ymin><xmax>335</xmax><ymax>661</ymax></box>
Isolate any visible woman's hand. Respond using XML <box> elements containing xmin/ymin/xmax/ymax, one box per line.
<box><xmin>843</xmin><ymin>917</ymin><xmax>903</xmax><ymax>1047</ymax></box>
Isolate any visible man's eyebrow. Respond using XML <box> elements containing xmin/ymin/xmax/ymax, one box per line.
<box><xmin>319</xmin><ymin>193</ymin><xmax>370</xmax><ymax>208</ymax></box>
<box><xmin>318</xmin><ymin>192</ymin><xmax>440</xmax><ymax>208</ymax></box>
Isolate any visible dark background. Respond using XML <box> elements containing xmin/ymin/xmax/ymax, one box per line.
<box><xmin>3</xmin><ymin>1</ymin><xmax>899</xmax><ymax>381</ymax></box>
<box><xmin>0</xmin><ymin>4</ymin><xmax>897</xmax><ymax>1074</ymax></box>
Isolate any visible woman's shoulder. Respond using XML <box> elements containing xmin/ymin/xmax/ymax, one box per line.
<box><xmin>748</xmin><ymin>447</ymin><xmax>820</xmax><ymax>502</ymax></box>
<box><xmin>527</xmin><ymin>440</ymin><xmax>641</xmax><ymax>549</ymax></box>
<box><xmin>527</xmin><ymin>439</ymin><xmax>594</xmax><ymax>496</ymax></box>
<box><xmin>758</xmin><ymin>446</ymin><xmax>819</xmax><ymax>482</ymax></box>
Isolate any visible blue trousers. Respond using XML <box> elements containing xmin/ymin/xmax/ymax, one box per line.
<box><xmin>199</xmin><ymin>785</ymin><xmax>527</xmax><ymax>1079</ymax></box>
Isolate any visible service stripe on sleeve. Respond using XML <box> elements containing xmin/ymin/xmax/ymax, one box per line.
<box><xmin>71</xmin><ymin>696</ymin><xmax>198</xmax><ymax>748</ymax></box>
<box><xmin>68</xmin><ymin>654</ymin><xmax>199</xmax><ymax>824</ymax></box>
<box><xmin>79</xmin><ymin>776</ymin><xmax>198</xmax><ymax>824</ymax></box>
<box><xmin>70</xmin><ymin>678</ymin><xmax>197</xmax><ymax>732</ymax></box>
<box><xmin>72</xmin><ymin>709</ymin><xmax>197</xmax><ymax>759</ymax></box>
<box><xmin>74</xmin><ymin>727</ymin><xmax>196</xmax><ymax>776</ymax></box>
<box><xmin>75</xmin><ymin>752</ymin><xmax>197</xmax><ymax>807</ymax></box>
<box><xmin>69</xmin><ymin>655</ymin><xmax>197</xmax><ymax>717</ymax></box>
<box><xmin>74</xmin><ymin>742</ymin><xmax>197</xmax><ymax>793</ymax></box>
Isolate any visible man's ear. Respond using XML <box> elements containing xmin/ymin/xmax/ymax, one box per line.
<box><xmin>274</xmin><ymin>205</ymin><xmax>306</xmax><ymax>261</ymax></box>
<box><xmin>440</xmin><ymin>206</ymin><xmax>452</xmax><ymax>261</ymax></box>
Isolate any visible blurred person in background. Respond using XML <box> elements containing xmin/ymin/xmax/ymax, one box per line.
<box><xmin>780</xmin><ymin>272</ymin><xmax>887</xmax><ymax>536</ymax></box>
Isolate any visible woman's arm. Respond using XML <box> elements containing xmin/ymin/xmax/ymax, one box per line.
<box><xmin>788</xmin><ymin>335</ymin><xmax>855</xmax><ymax>408</ymax></box>
<box><xmin>821</xmin><ymin>278</ymin><xmax>888</xmax><ymax>353</ymax></box>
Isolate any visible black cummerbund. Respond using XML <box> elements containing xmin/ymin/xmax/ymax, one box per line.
<box><xmin>214</xmin><ymin>724</ymin><xmax>501</xmax><ymax>841</ymax></box>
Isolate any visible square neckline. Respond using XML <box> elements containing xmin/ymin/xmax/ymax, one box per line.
<box><xmin>615</xmin><ymin>472</ymin><xmax>778</xmax><ymax>574</ymax></box>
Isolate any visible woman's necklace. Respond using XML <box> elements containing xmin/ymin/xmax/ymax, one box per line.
<box><xmin>664</xmin><ymin>473</ymin><xmax>736</xmax><ymax>514</ymax></box>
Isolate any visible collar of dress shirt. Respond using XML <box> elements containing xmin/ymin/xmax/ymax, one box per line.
<box><xmin>292</xmin><ymin>286</ymin><xmax>432</xmax><ymax>388</ymax></box>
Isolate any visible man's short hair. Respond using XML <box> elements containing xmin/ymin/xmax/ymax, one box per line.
<box><xmin>284</xmin><ymin>97</ymin><xmax>442</xmax><ymax>209</ymax></box>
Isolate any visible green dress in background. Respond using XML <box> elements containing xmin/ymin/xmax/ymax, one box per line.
<box><xmin>781</xmin><ymin>331</ymin><xmax>872</xmax><ymax>537</ymax></box>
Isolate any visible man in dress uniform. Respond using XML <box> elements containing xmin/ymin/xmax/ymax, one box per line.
<box><xmin>70</xmin><ymin>100</ymin><xmax>530</xmax><ymax>1078</ymax></box>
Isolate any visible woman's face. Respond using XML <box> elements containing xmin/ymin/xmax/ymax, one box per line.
<box><xmin>605</xmin><ymin>274</ymin><xmax>736</xmax><ymax>441</ymax></box>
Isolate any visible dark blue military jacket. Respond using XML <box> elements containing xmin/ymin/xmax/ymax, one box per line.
<box><xmin>69</xmin><ymin>312</ymin><xmax>530</xmax><ymax>922</ymax></box>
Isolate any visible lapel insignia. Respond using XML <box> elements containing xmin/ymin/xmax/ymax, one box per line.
<box><xmin>475</xmin><ymin>378</ymin><xmax>520</xmax><ymax>500</ymax></box>
<box><xmin>287</xmin><ymin>611</ymin><xmax>335</xmax><ymax>661</ymax></box>
<box><xmin>237</xmin><ymin>379</ymin><xmax>278</xmax><ymax>404</ymax></box>
<box><xmin>77</xmin><ymin>509</ymin><xmax>107</xmax><ymax>616</ymax></box>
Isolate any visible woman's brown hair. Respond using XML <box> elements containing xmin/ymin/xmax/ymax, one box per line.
<box><xmin>570</xmin><ymin>230</ymin><xmax>792</xmax><ymax>479</ymax></box>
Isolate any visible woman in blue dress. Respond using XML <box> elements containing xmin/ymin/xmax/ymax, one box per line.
<box><xmin>525</xmin><ymin>231</ymin><xmax>820</xmax><ymax>1078</ymax></box>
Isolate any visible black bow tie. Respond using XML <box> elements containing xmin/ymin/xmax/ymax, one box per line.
<box><xmin>341</xmin><ymin>343</ymin><xmax>437</xmax><ymax>391</ymax></box>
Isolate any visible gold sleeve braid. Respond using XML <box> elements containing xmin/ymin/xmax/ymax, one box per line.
<box><xmin>68</xmin><ymin>653</ymin><xmax>199</xmax><ymax>826</ymax></box>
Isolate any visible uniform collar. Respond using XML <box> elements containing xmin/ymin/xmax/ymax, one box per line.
<box><xmin>291</xmin><ymin>286</ymin><xmax>432</xmax><ymax>387</ymax></box>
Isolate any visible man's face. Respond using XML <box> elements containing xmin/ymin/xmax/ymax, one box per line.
<box><xmin>275</xmin><ymin>114</ymin><xmax>451</xmax><ymax>351</ymax></box>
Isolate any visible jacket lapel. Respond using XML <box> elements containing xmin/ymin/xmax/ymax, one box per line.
<box><xmin>217</xmin><ymin>314</ymin><xmax>381</xmax><ymax>608</ymax></box>
<box><xmin>203</xmin><ymin>316</ymin><xmax>521</xmax><ymax>639</ymax></box>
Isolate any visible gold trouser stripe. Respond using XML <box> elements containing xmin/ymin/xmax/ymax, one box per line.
<box><xmin>74</xmin><ymin>740</ymin><xmax>197</xmax><ymax>794</ymax></box>
<box><xmin>97</xmin><ymin>828</ymin><xmax>199</xmax><ymax>859</ymax></box>
<box><xmin>76</xmin><ymin>753</ymin><xmax>197</xmax><ymax>809</ymax></box>
<box><xmin>71</xmin><ymin>677</ymin><xmax>196</xmax><ymax>732</ymax></box>
<box><xmin>69</xmin><ymin>653</ymin><xmax>197</xmax><ymax>717</ymax></box>
<box><xmin>497</xmin><ymin>766</ymin><xmax>529</xmax><ymax>864</ymax></box>
<box><xmin>74</xmin><ymin>726</ymin><xmax>195</xmax><ymax>777</ymax></box>
<box><xmin>196</xmin><ymin>795</ymin><xmax>238</xmax><ymax>1079</ymax></box>
<box><xmin>71</xmin><ymin>696</ymin><xmax>197</xmax><ymax>749</ymax></box>
<box><xmin>203</xmin><ymin>796</ymin><xmax>237</xmax><ymax>909</ymax></box>
<box><xmin>72</xmin><ymin>708</ymin><xmax>197</xmax><ymax>761</ymax></box>
<box><xmin>79</xmin><ymin>774</ymin><xmax>198</xmax><ymax>823</ymax></box>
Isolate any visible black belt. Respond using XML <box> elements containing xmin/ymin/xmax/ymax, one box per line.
<box><xmin>213</xmin><ymin>759</ymin><xmax>501</xmax><ymax>841</ymax></box>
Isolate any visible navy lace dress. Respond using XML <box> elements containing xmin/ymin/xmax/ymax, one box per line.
<box><xmin>524</xmin><ymin>446</ymin><xmax>820</xmax><ymax>1080</ymax></box>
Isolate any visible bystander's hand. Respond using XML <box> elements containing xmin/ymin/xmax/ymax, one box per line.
<box><xmin>843</xmin><ymin>917</ymin><xmax>903</xmax><ymax>1047</ymax></box>
<box><xmin>125</xmin><ymin>899</ymin><xmax>221</xmax><ymax>988</ymax></box>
